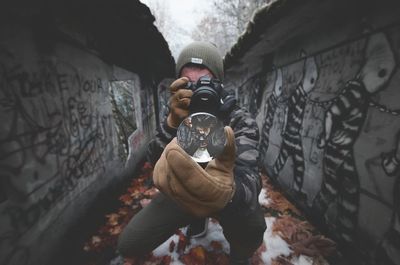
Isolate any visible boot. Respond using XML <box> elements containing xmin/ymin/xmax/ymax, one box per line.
<box><xmin>187</xmin><ymin>218</ymin><xmax>208</xmax><ymax>238</ymax></box>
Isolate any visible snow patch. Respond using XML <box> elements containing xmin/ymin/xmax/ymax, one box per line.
<box><xmin>189</xmin><ymin>219</ymin><xmax>230</xmax><ymax>253</ymax></box>
<box><xmin>152</xmin><ymin>217</ymin><xmax>309</xmax><ymax>265</ymax></box>
<box><xmin>292</xmin><ymin>255</ymin><xmax>314</xmax><ymax>265</ymax></box>
<box><xmin>259</xmin><ymin>188</ymin><xmax>270</xmax><ymax>206</ymax></box>
<box><xmin>260</xmin><ymin>217</ymin><xmax>292</xmax><ymax>265</ymax></box>
<box><xmin>152</xmin><ymin>221</ymin><xmax>230</xmax><ymax>264</ymax></box>
<box><xmin>152</xmin><ymin>229</ymin><xmax>186</xmax><ymax>265</ymax></box>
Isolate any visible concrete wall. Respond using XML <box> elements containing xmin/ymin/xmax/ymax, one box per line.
<box><xmin>225</xmin><ymin>0</ymin><xmax>400</xmax><ymax>263</ymax></box>
<box><xmin>0</xmin><ymin>1</ymin><xmax>173</xmax><ymax>264</ymax></box>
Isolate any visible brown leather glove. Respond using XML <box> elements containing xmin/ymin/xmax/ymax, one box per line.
<box><xmin>167</xmin><ymin>77</ymin><xmax>193</xmax><ymax>128</ymax></box>
<box><xmin>153</xmin><ymin>126</ymin><xmax>236</xmax><ymax>217</ymax></box>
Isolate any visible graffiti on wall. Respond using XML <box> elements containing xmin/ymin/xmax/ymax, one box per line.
<box><xmin>156</xmin><ymin>78</ymin><xmax>174</xmax><ymax>124</ymax></box>
<box><xmin>375</xmin><ymin>130</ymin><xmax>400</xmax><ymax>264</ymax></box>
<box><xmin>314</xmin><ymin>32</ymin><xmax>396</xmax><ymax>245</ymax></box>
<box><xmin>271</xmin><ymin>53</ymin><xmax>319</xmax><ymax>196</ymax></box>
<box><xmin>236</xmin><ymin>76</ymin><xmax>263</xmax><ymax>117</ymax></box>
<box><xmin>140</xmin><ymin>87</ymin><xmax>153</xmax><ymax>123</ymax></box>
<box><xmin>108</xmin><ymin>70</ymin><xmax>154</xmax><ymax>164</ymax></box>
<box><xmin>254</xmin><ymin>30</ymin><xmax>400</xmax><ymax>253</ymax></box>
<box><xmin>259</xmin><ymin>68</ymin><xmax>283</xmax><ymax>157</ymax></box>
<box><xmin>0</xmin><ymin>48</ymin><xmax>118</xmax><ymax>264</ymax></box>
<box><xmin>110</xmin><ymin>80</ymin><xmax>138</xmax><ymax>160</ymax></box>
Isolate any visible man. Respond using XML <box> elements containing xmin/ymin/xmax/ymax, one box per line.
<box><xmin>118</xmin><ymin>41</ymin><xmax>266</xmax><ymax>264</ymax></box>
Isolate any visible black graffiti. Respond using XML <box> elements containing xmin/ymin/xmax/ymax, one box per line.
<box><xmin>4</xmin><ymin>129</ymin><xmax>108</xmax><ymax>233</ymax></box>
<box><xmin>82</xmin><ymin>78</ymin><xmax>103</xmax><ymax>93</ymax></box>
<box><xmin>318</xmin><ymin>42</ymin><xmax>364</xmax><ymax>74</ymax></box>
<box><xmin>2</xmin><ymin>110</ymin><xmax>114</xmax><ymax>232</ymax></box>
<box><xmin>1</xmin><ymin>62</ymin><xmax>112</xmax><ymax>163</ymax></box>
<box><xmin>0</xmin><ymin>59</ymin><xmax>116</xmax><ymax>235</ymax></box>
<box><xmin>1</xmin><ymin>63</ymin><xmax>104</xmax><ymax>100</ymax></box>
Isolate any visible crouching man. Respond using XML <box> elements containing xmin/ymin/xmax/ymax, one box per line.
<box><xmin>118</xmin><ymin>42</ymin><xmax>266</xmax><ymax>265</ymax></box>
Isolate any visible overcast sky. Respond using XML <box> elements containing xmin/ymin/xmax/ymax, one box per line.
<box><xmin>140</xmin><ymin>0</ymin><xmax>212</xmax><ymax>29</ymax></box>
<box><xmin>140</xmin><ymin>0</ymin><xmax>214</xmax><ymax>58</ymax></box>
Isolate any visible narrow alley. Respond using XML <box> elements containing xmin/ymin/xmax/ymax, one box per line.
<box><xmin>1</xmin><ymin>0</ymin><xmax>400</xmax><ymax>265</ymax></box>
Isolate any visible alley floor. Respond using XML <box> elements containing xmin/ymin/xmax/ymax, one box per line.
<box><xmin>80</xmin><ymin>162</ymin><xmax>337</xmax><ymax>265</ymax></box>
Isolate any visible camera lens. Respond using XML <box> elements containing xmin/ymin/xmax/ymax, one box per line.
<box><xmin>189</xmin><ymin>85</ymin><xmax>220</xmax><ymax>115</ymax></box>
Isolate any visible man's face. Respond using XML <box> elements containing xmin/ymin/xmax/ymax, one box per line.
<box><xmin>181</xmin><ymin>66</ymin><xmax>214</xmax><ymax>82</ymax></box>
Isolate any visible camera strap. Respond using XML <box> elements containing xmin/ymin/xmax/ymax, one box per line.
<box><xmin>218</xmin><ymin>90</ymin><xmax>237</xmax><ymax>120</ymax></box>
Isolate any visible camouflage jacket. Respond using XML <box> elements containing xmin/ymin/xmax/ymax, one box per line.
<box><xmin>147</xmin><ymin>105</ymin><xmax>262</xmax><ymax>217</ymax></box>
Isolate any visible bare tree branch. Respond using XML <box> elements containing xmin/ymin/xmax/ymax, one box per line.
<box><xmin>192</xmin><ymin>0</ymin><xmax>271</xmax><ymax>55</ymax></box>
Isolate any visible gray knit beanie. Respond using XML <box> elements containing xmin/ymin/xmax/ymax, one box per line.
<box><xmin>176</xmin><ymin>41</ymin><xmax>224</xmax><ymax>81</ymax></box>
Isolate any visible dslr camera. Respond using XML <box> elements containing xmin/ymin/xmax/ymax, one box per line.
<box><xmin>177</xmin><ymin>75</ymin><xmax>236</xmax><ymax>163</ymax></box>
<box><xmin>185</xmin><ymin>76</ymin><xmax>224</xmax><ymax>116</ymax></box>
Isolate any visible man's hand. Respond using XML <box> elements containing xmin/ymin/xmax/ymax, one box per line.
<box><xmin>153</xmin><ymin>126</ymin><xmax>236</xmax><ymax>217</ymax></box>
<box><xmin>167</xmin><ymin>77</ymin><xmax>193</xmax><ymax>128</ymax></box>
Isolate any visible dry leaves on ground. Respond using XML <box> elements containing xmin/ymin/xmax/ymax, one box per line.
<box><xmin>261</xmin><ymin>175</ymin><xmax>301</xmax><ymax>215</ymax></box>
<box><xmin>82</xmin><ymin>166</ymin><xmax>337</xmax><ymax>264</ymax></box>
<box><xmin>268</xmin><ymin>179</ymin><xmax>336</xmax><ymax>260</ymax></box>
<box><xmin>83</xmin><ymin>162</ymin><xmax>157</xmax><ymax>254</ymax></box>
<box><xmin>291</xmin><ymin>235</ymin><xmax>336</xmax><ymax>257</ymax></box>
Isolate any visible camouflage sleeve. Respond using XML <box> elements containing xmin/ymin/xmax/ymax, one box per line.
<box><xmin>148</xmin><ymin>105</ymin><xmax>262</xmax><ymax>217</ymax></box>
<box><xmin>146</xmin><ymin>112</ymin><xmax>177</xmax><ymax>166</ymax></box>
<box><xmin>223</xmin><ymin>106</ymin><xmax>262</xmax><ymax>216</ymax></box>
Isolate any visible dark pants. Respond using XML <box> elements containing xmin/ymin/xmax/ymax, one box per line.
<box><xmin>117</xmin><ymin>193</ymin><xmax>266</xmax><ymax>260</ymax></box>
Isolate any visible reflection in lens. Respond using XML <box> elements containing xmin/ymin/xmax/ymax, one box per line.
<box><xmin>177</xmin><ymin>112</ymin><xmax>226</xmax><ymax>163</ymax></box>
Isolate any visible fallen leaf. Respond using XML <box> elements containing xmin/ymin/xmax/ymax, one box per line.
<box><xmin>106</xmin><ymin>213</ymin><xmax>120</xmax><ymax>226</ymax></box>
<box><xmin>176</xmin><ymin>230</ymin><xmax>189</xmax><ymax>254</ymax></box>
<box><xmin>252</xmin><ymin>242</ymin><xmax>267</xmax><ymax>265</ymax></box>
<box><xmin>144</xmin><ymin>187</ymin><xmax>160</xmax><ymax>198</ymax></box>
<box><xmin>261</xmin><ymin>174</ymin><xmax>302</xmax><ymax>215</ymax></box>
<box><xmin>180</xmin><ymin>246</ymin><xmax>206</xmax><ymax>265</ymax></box>
<box><xmin>271</xmin><ymin>255</ymin><xmax>294</xmax><ymax>265</ymax></box>
<box><xmin>118</xmin><ymin>207</ymin><xmax>130</xmax><ymax>216</ymax></box>
<box><xmin>140</xmin><ymin>198</ymin><xmax>152</xmax><ymax>208</ymax></box>
<box><xmin>210</xmin><ymin>240</ymin><xmax>223</xmax><ymax>251</ymax></box>
<box><xmin>109</xmin><ymin>225</ymin><xmax>122</xmax><ymax>235</ymax></box>
<box><xmin>123</xmin><ymin>257</ymin><xmax>136</xmax><ymax>265</ymax></box>
<box><xmin>169</xmin><ymin>240</ymin><xmax>176</xmax><ymax>253</ymax></box>
<box><xmin>143</xmin><ymin>162</ymin><xmax>153</xmax><ymax>170</ymax></box>
<box><xmin>272</xmin><ymin>215</ymin><xmax>313</xmax><ymax>244</ymax></box>
<box><xmin>161</xmin><ymin>255</ymin><xmax>171</xmax><ymax>265</ymax></box>
<box><xmin>83</xmin><ymin>244</ymin><xmax>90</xmax><ymax>252</ymax></box>
<box><xmin>191</xmin><ymin>246</ymin><xmax>206</xmax><ymax>261</ymax></box>
<box><xmin>91</xmin><ymin>236</ymin><xmax>102</xmax><ymax>245</ymax></box>
<box><xmin>291</xmin><ymin>235</ymin><xmax>336</xmax><ymax>257</ymax></box>
<box><xmin>206</xmin><ymin>252</ymin><xmax>229</xmax><ymax>265</ymax></box>
<box><xmin>119</xmin><ymin>194</ymin><xmax>134</xmax><ymax>205</ymax></box>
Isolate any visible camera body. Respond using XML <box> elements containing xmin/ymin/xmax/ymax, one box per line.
<box><xmin>186</xmin><ymin>76</ymin><xmax>223</xmax><ymax>116</ymax></box>
<box><xmin>177</xmin><ymin>75</ymin><xmax>236</xmax><ymax>163</ymax></box>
